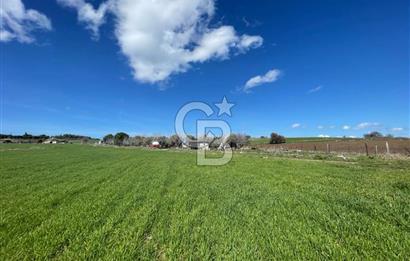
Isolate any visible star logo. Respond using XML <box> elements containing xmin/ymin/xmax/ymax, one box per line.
<box><xmin>215</xmin><ymin>96</ymin><xmax>234</xmax><ymax>116</ymax></box>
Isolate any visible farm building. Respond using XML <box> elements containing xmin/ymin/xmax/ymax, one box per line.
<box><xmin>188</xmin><ymin>141</ymin><xmax>209</xmax><ymax>150</ymax></box>
<box><xmin>43</xmin><ymin>138</ymin><xmax>67</xmax><ymax>144</ymax></box>
<box><xmin>151</xmin><ymin>141</ymin><xmax>160</xmax><ymax>148</ymax></box>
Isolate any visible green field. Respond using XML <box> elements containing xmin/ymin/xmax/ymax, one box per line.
<box><xmin>1</xmin><ymin>144</ymin><xmax>409</xmax><ymax>259</ymax></box>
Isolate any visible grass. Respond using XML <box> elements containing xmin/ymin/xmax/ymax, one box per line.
<box><xmin>1</xmin><ymin>144</ymin><xmax>409</xmax><ymax>259</ymax></box>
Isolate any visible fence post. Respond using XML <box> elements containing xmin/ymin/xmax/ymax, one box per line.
<box><xmin>326</xmin><ymin>143</ymin><xmax>330</xmax><ymax>154</ymax></box>
<box><xmin>365</xmin><ymin>142</ymin><xmax>369</xmax><ymax>156</ymax></box>
<box><xmin>375</xmin><ymin>145</ymin><xmax>378</xmax><ymax>155</ymax></box>
<box><xmin>314</xmin><ymin>145</ymin><xmax>317</xmax><ymax>151</ymax></box>
<box><xmin>386</xmin><ymin>141</ymin><xmax>390</xmax><ymax>154</ymax></box>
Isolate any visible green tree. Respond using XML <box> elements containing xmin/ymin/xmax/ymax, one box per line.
<box><xmin>114</xmin><ymin>132</ymin><xmax>129</xmax><ymax>146</ymax></box>
<box><xmin>270</xmin><ymin>132</ymin><xmax>286</xmax><ymax>144</ymax></box>
<box><xmin>103</xmin><ymin>134</ymin><xmax>114</xmax><ymax>144</ymax></box>
<box><xmin>22</xmin><ymin>132</ymin><xmax>33</xmax><ymax>139</ymax></box>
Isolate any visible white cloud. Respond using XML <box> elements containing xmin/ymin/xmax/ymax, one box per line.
<box><xmin>318</xmin><ymin>134</ymin><xmax>330</xmax><ymax>138</ymax></box>
<box><xmin>291</xmin><ymin>123</ymin><xmax>301</xmax><ymax>128</ymax></box>
<box><xmin>391</xmin><ymin>127</ymin><xmax>404</xmax><ymax>132</ymax></box>
<box><xmin>57</xmin><ymin>0</ymin><xmax>263</xmax><ymax>83</ymax></box>
<box><xmin>317</xmin><ymin>125</ymin><xmax>324</xmax><ymax>129</ymax></box>
<box><xmin>244</xmin><ymin>69</ymin><xmax>281</xmax><ymax>92</ymax></box>
<box><xmin>237</xmin><ymin>34</ymin><xmax>263</xmax><ymax>51</ymax></box>
<box><xmin>0</xmin><ymin>0</ymin><xmax>52</xmax><ymax>43</ymax></box>
<box><xmin>348</xmin><ymin>135</ymin><xmax>357</xmax><ymax>138</ymax></box>
<box><xmin>57</xmin><ymin>0</ymin><xmax>111</xmax><ymax>39</ymax></box>
<box><xmin>342</xmin><ymin>125</ymin><xmax>350</xmax><ymax>130</ymax></box>
<box><xmin>189</xmin><ymin>26</ymin><xmax>237</xmax><ymax>62</ymax></box>
<box><xmin>355</xmin><ymin>122</ymin><xmax>380</xmax><ymax>130</ymax></box>
<box><xmin>307</xmin><ymin>85</ymin><xmax>322</xmax><ymax>94</ymax></box>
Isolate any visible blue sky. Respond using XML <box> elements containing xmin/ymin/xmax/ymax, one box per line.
<box><xmin>1</xmin><ymin>0</ymin><xmax>409</xmax><ymax>138</ymax></box>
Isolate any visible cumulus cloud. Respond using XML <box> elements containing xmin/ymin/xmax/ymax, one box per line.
<box><xmin>307</xmin><ymin>85</ymin><xmax>322</xmax><ymax>94</ymax></box>
<box><xmin>57</xmin><ymin>0</ymin><xmax>263</xmax><ymax>83</ymax></box>
<box><xmin>342</xmin><ymin>125</ymin><xmax>350</xmax><ymax>130</ymax></box>
<box><xmin>291</xmin><ymin>123</ymin><xmax>301</xmax><ymax>128</ymax></box>
<box><xmin>355</xmin><ymin>122</ymin><xmax>380</xmax><ymax>130</ymax></box>
<box><xmin>57</xmin><ymin>0</ymin><xmax>112</xmax><ymax>39</ymax></box>
<box><xmin>0</xmin><ymin>0</ymin><xmax>52</xmax><ymax>43</ymax></box>
<box><xmin>237</xmin><ymin>34</ymin><xmax>263</xmax><ymax>51</ymax></box>
<box><xmin>318</xmin><ymin>134</ymin><xmax>330</xmax><ymax>138</ymax></box>
<box><xmin>243</xmin><ymin>69</ymin><xmax>281</xmax><ymax>92</ymax></box>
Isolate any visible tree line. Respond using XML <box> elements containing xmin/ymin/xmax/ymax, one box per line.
<box><xmin>102</xmin><ymin>132</ymin><xmax>254</xmax><ymax>149</ymax></box>
<box><xmin>0</xmin><ymin>133</ymin><xmax>50</xmax><ymax>140</ymax></box>
<box><xmin>102</xmin><ymin>133</ymin><xmax>183</xmax><ymax>148</ymax></box>
<box><xmin>0</xmin><ymin>132</ymin><xmax>93</xmax><ymax>143</ymax></box>
<box><xmin>363</xmin><ymin>131</ymin><xmax>396</xmax><ymax>139</ymax></box>
<box><xmin>0</xmin><ymin>133</ymin><xmax>93</xmax><ymax>142</ymax></box>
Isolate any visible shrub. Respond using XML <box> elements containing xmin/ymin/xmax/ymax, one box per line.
<box><xmin>364</xmin><ymin>131</ymin><xmax>383</xmax><ymax>139</ymax></box>
<box><xmin>227</xmin><ymin>134</ymin><xmax>238</xmax><ymax>149</ymax></box>
<box><xmin>226</xmin><ymin>133</ymin><xmax>250</xmax><ymax>149</ymax></box>
<box><xmin>129</xmin><ymin>136</ymin><xmax>144</xmax><ymax>146</ymax></box>
<box><xmin>169</xmin><ymin>135</ymin><xmax>182</xmax><ymax>147</ymax></box>
<box><xmin>269</xmin><ymin>132</ymin><xmax>286</xmax><ymax>144</ymax></box>
<box><xmin>157</xmin><ymin>136</ymin><xmax>171</xmax><ymax>148</ymax></box>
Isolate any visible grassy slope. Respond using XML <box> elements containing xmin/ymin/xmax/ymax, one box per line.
<box><xmin>1</xmin><ymin>144</ymin><xmax>409</xmax><ymax>259</ymax></box>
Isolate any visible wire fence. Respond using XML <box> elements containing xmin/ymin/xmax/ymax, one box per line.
<box><xmin>256</xmin><ymin>139</ymin><xmax>410</xmax><ymax>155</ymax></box>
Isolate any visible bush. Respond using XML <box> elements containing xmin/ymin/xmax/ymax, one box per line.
<box><xmin>129</xmin><ymin>136</ymin><xmax>144</xmax><ymax>146</ymax></box>
<box><xmin>169</xmin><ymin>135</ymin><xmax>182</xmax><ymax>148</ymax></box>
<box><xmin>142</xmin><ymin>136</ymin><xmax>153</xmax><ymax>146</ymax></box>
<box><xmin>364</xmin><ymin>131</ymin><xmax>383</xmax><ymax>139</ymax></box>
<box><xmin>226</xmin><ymin>134</ymin><xmax>238</xmax><ymax>149</ymax></box>
<box><xmin>269</xmin><ymin>132</ymin><xmax>286</xmax><ymax>144</ymax></box>
<box><xmin>157</xmin><ymin>136</ymin><xmax>171</xmax><ymax>148</ymax></box>
<box><xmin>226</xmin><ymin>133</ymin><xmax>250</xmax><ymax>149</ymax></box>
